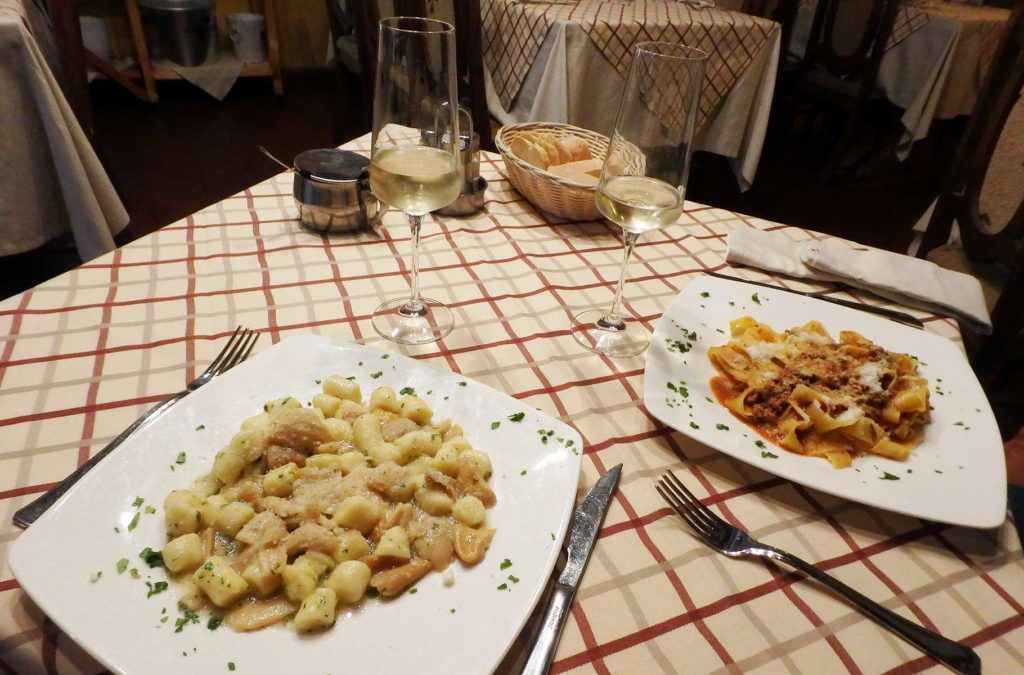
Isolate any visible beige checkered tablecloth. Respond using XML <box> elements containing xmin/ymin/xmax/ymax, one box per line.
<box><xmin>482</xmin><ymin>0</ymin><xmax>777</xmax><ymax>131</ymax></box>
<box><xmin>2</xmin><ymin>134</ymin><xmax>1023</xmax><ymax>673</ymax></box>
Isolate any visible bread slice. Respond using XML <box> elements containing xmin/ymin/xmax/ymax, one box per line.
<box><xmin>509</xmin><ymin>136</ymin><xmax>550</xmax><ymax>169</ymax></box>
<box><xmin>555</xmin><ymin>135</ymin><xmax>591</xmax><ymax>163</ymax></box>
<box><xmin>525</xmin><ymin>131</ymin><xmax>565</xmax><ymax>166</ymax></box>
<box><xmin>547</xmin><ymin>158</ymin><xmax>603</xmax><ymax>186</ymax></box>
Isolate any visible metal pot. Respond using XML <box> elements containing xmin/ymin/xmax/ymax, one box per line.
<box><xmin>292</xmin><ymin>149</ymin><xmax>382</xmax><ymax>234</ymax></box>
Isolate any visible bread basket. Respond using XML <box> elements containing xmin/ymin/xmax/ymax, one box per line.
<box><xmin>495</xmin><ymin>123</ymin><xmax>609</xmax><ymax>221</ymax></box>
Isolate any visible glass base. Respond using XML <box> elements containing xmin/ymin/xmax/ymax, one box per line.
<box><xmin>570</xmin><ymin>309</ymin><xmax>650</xmax><ymax>357</ymax></box>
<box><xmin>372</xmin><ymin>297</ymin><xmax>454</xmax><ymax>345</ymax></box>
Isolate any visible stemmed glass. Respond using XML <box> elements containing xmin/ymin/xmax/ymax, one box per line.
<box><xmin>369</xmin><ymin>17</ymin><xmax>462</xmax><ymax>344</ymax></box>
<box><xmin>571</xmin><ymin>42</ymin><xmax>707</xmax><ymax>357</ymax></box>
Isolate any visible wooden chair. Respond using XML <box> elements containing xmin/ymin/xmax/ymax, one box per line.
<box><xmin>917</xmin><ymin>6</ymin><xmax>1024</xmax><ymax>432</ymax></box>
<box><xmin>741</xmin><ymin>0</ymin><xmax>800</xmax><ymax>59</ymax></box>
<box><xmin>336</xmin><ymin>0</ymin><xmax>493</xmax><ymax>150</ymax></box>
<box><xmin>791</xmin><ymin>0</ymin><xmax>900</xmax><ymax>179</ymax></box>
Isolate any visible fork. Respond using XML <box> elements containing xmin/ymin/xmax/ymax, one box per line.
<box><xmin>12</xmin><ymin>327</ymin><xmax>260</xmax><ymax>529</ymax></box>
<box><xmin>656</xmin><ymin>471</ymin><xmax>981</xmax><ymax>675</ymax></box>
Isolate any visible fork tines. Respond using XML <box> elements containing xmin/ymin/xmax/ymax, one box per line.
<box><xmin>656</xmin><ymin>471</ymin><xmax>723</xmax><ymax>539</ymax></box>
<box><xmin>207</xmin><ymin>326</ymin><xmax>260</xmax><ymax>376</ymax></box>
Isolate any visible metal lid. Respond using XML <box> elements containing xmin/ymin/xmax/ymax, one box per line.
<box><xmin>294</xmin><ymin>149</ymin><xmax>369</xmax><ymax>182</ymax></box>
<box><xmin>138</xmin><ymin>0</ymin><xmax>212</xmax><ymax>10</ymax></box>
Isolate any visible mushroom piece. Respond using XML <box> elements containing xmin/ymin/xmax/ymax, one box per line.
<box><xmin>369</xmin><ymin>558</ymin><xmax>431</xmax><ymax>597</ymax></box>
<box><xmin>453</xmin><ymin>525</ymin><xmax>495</xmax><ymax>565</ymax></box>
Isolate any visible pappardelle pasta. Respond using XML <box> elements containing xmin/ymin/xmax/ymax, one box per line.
<box><xmin>708</xmin><ymin>317</ymin><xmax>931</xmax><ymax>468</ymax></box>
<box><xmin>160</xmin><ymin>377</ymin><xmax>496</xmax><ymax>633</ymax></box>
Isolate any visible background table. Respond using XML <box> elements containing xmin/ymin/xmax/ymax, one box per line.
<box><xmin>0</xmin><ymin>0</ymin><xmax>128</xmax><ymax>261</ymax></box>
<box><xmin>481</xmin><ymin>0</ymin><xmax>781</xmax><ymax>189</ymax></box>
<box><xmin>790</xmin><ymin>0</ymin><xmax>1011</xmax><ymax>158</ymax></box>
<box><xmin>2</xmin><ymin>135</ymin><xmax>1022</xmax><ymax>673</ymax></box>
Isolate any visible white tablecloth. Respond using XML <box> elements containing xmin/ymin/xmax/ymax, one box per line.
<box><xmin>482</xmin><ymin>0</ymin><xmax>781</xmax><ymax>190</ymax></box>
<box><xmin>790</xmin><ymin>0</ymin><xmax>1011</xmax><ymax>159</ymax></box>
<box><xmin>0</xmin><ymin>0</ymin><xmax>128</xmax><ymax>261</ymax></box>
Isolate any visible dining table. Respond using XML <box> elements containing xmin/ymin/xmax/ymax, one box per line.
<box><xmin>789</xmin><ymin>0</ymin><xmax>1012</xmax><ymax>159</ymax></box>
<box><xmin>2</xmin><ymin>133</ymin><xmax>1023</xmax><ymax>673</ymax></box>
<box><xmin>480</xmin><ymin>0</ymin><xmax>781</xmax><ymax>190</ymax></box>
<box><xmin>0</xmin><ymin>0</ymin><xmax>128</xmax><ymax>262</ymax></box>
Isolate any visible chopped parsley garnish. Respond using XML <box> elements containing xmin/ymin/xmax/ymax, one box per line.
<box><xmin>175</xmin><ymin>605</ymin><xmax>200</xmax><ymax>633</ymax></box>
<box><xmin>132</xmin><ymin>497</ymin><xmax>144</xmax><ymax>508</ymax></box>
<box><xmin>508</xmin><ymin>412</ymin><xmax>526</xmax><ymax>422</ymax></box>
<box><xmin>880</xmin><ymin>472</ymin><xmax>901</xmax><ymax>480</ymax></box>
<box><xmin>228</xmin><ymin>664</ymin><xmax>236</xmax><ymax>672</ymax></box>
<box><xmin>754</xmin><ymin>440</ymin><xmax>767</xmax><ymax>449</ymax></box>
<box><xmin>491</xmin><ymin>421</ymin><xmax>500</xmax><ymax>430</ymax></box>
<box><xmin>129</xmin><ymin>568</ymin><xmax>140</xmax><ymax>578</ymax></box>
<box><xmin>700</xmin><ymin>291</ymin><xmax>710</xmax><ymax>298</ymax></box>
<box><xmin>508</xmin><ymin>575</ymin><xmax>520</xmax><ymax>584</ymax></box>
<box><xmin>953</xmin><ymin>421</ymin><xmax>965</xmax><ymax>427</ymax></box>
<box><xmin>140</xmin><ymin>547</ymin><xmax>165</xmax><ymax>568</ymax></box>
<box><xmin>715</xmin><ymin>423</ymin><xmax>729</xmax><ymax>430</ymax></box>
<box><xmin>751</xmin><ymin>293</ymin><xmax>761</xmax><ymax>304</ymax></box>
<box><xmin>520</xmin><ymin>470</ymin><xmax>527</xmax><ymax>476</ymax></box>
<box><xmin>761</xmin><ymin>451</ymin><xmax>778</xmax><ymax>459</ymax></box>
<box><xmin>497</xmin><ymin>583</ymin><xmax>508</xmax><ymax>591</ymax></box>
<box><xmin>399</xmin><ymin>387</ymin><xmax>416</xmax><ymax>395</ymax></box>
<box><xmin>207</xmin><ymin>615</ymin><xmax>223</xmax><ymax>630</ymax></box>
<box><xmin>408</xmin><ymin>588</ymin><xmax>418</xmax><ymax>595</ymax></box>
<box><xmin>145</xmin><ymin>505</ymin><xmax>156</xmax><ymax>514</ymax></box>
<box><xmin>195</xmin><ymin>424</ymin><xmax>205</xmax><ymax>431</ymax></box>
<box><xmin>450</xmin><ymin>608</ymin><xmax>456</xmax><ymax>614</ymax></box>
<box><xmin>365</xmin><ymin>588</ymin><xmax>380</xmax><ymax>599</ymax></box>
<box><xmin>90</xmin><ymin>571</ymin><xmax>102</xmax><ymax>582</ymax></box>
<box><xmin>689</xmin><ymin>422</ymin><xmax>699</xmax><ymax>429</ymax></box>
<box><xmin>458</xmin><ymin>381</ymin><xmax>467</xmax><ymax>387</ymax></box>
<box><xmin>500</xmin><ymin>558</ymin><xmax>512</xmax><ymax>570</ymax></box>
<box><xmin>370</xmin><ymin>372</ymin><xmax>382</xmax><ymax>379</ymax></box>
<box><xmin>146</xmin><ymin>581</ymin><xmax>169</xmax><ymax>598</ymax></box>
<box><xmin>381</xmin><ymin>354</ymin><xmax>390</xmax><ymax>359</ymax></box>
<box><xmin>117</xmin><ymin>558</ymin><xmax>129</xmax><ymax>574</ymax></box>
<box><xmin>315</xmin><ymin>379</ymin><xmax>321</xmax><ymax>384</ymax></box>
<box><xmin>127</xmin><ymin>511</ymin><xmax>142</xmax><ymax>532</ymax></box>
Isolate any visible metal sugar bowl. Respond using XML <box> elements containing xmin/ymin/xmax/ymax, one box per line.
<box><xmin>292</xmin><ymin>149</ymin><xmax>383</xmax><ymax>234</ymax></box>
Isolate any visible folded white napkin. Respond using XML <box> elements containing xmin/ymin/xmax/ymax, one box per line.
<box><xmin>726</xmin><ymin>227</ymin><xmax>992</xmax><ymax>334</ymax></box>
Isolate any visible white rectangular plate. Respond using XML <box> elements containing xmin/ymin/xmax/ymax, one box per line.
<box><xmin>644</xmin><ymin>275</ymin><xmax>1006</xmax><ymax>529</ymax></box>
<box><xmin>11</xmin><ymin>334</ymin><xmax>583</xmax><ymax>674</ymax></box>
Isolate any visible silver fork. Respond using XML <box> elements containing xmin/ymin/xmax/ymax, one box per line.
<box><xmin>13</xmin><ymin>327</ymin><xmax>260</xmax><ymax>529</ymax></box>
<box><xmin>656</xmin><ymin>471</ymin><xmax>981</xmax><ymax>675</ymax></box>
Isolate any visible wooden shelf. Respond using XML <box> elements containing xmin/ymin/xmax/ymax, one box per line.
<box><xmin>83</xmin><ymin>0</ymin><xmax>283</xmax><ymax>102</ymax></box>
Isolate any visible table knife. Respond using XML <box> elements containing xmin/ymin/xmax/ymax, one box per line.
<box><xmin>706</xmin><ymin>271</ymin><xmax>925</xmax><ymax>329</ymax></box>
<box><xmin>521</xmin><ymin>463</ymin><xmax>622</xmax><ymax>675</ymax></box>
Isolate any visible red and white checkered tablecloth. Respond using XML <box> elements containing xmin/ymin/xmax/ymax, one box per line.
<box><xmin>2</xmin><ymin>135</ymin><xmax>1023</xmax><ymax>674</ymax></box>
<box><xmin>482</xmin><ymin>0</ymin><xmax>777</xmax><ymax>131</ymax></box>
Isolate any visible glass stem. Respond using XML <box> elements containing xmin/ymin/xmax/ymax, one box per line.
<box><xmin>603</xmin><ymin>231</ymin><xmax>640</xmax><ymax>328</ymax></box>
<box><xmin>403</xmin><ymin>214</ymin><xmax>426</xmax><ymax>316</ymax></box>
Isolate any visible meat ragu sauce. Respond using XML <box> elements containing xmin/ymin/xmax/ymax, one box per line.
<box><xmin>710</xmin><ymin>375</ymin><xmax>782</xmax><ymax>447</ymax></box>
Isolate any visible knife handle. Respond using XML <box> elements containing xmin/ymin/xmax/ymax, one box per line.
<box><xmin>521</xmin><ymin>584</ymin><xmax>575</xmax><ymax>675</ymax></box>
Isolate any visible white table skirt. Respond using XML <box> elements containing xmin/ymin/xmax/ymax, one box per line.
<box><xmin>790</xmin><ymin>1</ymin><xmax>1010</xmax><ymax>159</ymax></box>
<box><xmin>485</xmin><ymin>19</ymin><xmax>781</xmax><ymax>191</ymax></box>
<box><xmin>0</xmin><ymin>0</ymin><xmax>128</xmax><ymax>261</ymax></box>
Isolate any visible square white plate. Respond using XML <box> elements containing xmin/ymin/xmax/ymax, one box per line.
<box><xmin>11</xmin><ymin>334</ymin><xmax>583</xmax><ymax>674</ymax></box>
<box><xmin>644</xmin><ymin>275</ymin><xmax>1006</xmax><ymax>529</ymax></box>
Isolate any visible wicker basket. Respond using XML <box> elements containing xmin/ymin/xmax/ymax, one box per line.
<box><xmin>495</xmin><ymin>123</ymin><xmax>610</xmax><ymax>221</ymax></box>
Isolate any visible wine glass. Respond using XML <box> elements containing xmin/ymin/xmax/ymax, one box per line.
<box><xmin>369</xmin><ymin>17</ymin><xmax>462</xmax><ymax>344</ymax></box>
<box><xmin>571</xmin><ymin>42</ymin><xmax>707</xmax><ymax>357</ymax></box>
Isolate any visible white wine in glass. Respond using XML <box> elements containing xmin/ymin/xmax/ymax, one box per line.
<box><xmin>369</xmin><ymin>17</ymin><xmax>461</xmax><ymax>345</ymax></box>
<box><xmin>572</xmin><ymin>42</ymin><xmax>707</xmax><ymax>357</ymax></box>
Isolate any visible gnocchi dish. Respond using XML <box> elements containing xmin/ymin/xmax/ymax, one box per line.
<box><xmin>159</xmin><ymin>376</ymin><xmax>497</xmax><ymax>633</ymax></box>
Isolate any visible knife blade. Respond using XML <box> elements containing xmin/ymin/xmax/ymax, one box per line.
<box><xmin>520</xmin><ymin>464</ymin><xmax>622</xmax><ymax>675</ymax></box>
<box><xmin>706</xmin><ymin>271</ymin><xmax>925</xmax><ymax>329</ymax></box>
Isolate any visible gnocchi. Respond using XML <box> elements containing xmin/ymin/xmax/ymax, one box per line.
<box><xmin>158</xmin><ymin>376</ymin><xmax>497</xmax><ymax>633</ymax></box>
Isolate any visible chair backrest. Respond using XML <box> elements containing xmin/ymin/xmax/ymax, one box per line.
<box><xmin>742</xmin><ymin>0</ymin><xmax>800</xmax><ymax>56</ymax></box>
<box><xmin>918</xmin><ymin>6</ymin><xmax>1024</xmax><ymax>266</ymax></box>
<box><xmin>347</xmin><ymin>0</ymin><xmax>492</xmax><ymax>150</ymax></box>
<box><xmin>801</xmin><ymin>0</ymin><xmax>899</xmax><ymax>83</ymax></box>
